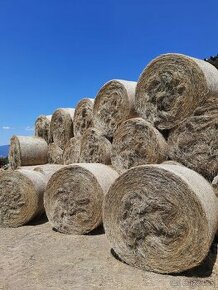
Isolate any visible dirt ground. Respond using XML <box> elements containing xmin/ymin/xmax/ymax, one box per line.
<box><xmin>0</xmin><ymin>216</ymin><xmax>217</xmax><ymax>290</ymax></box>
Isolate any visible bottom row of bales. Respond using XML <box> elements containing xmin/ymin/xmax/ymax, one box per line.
<box><xmin>0</xmin><ymin>162</ymin><xmax>217</xmax><ymax>274</ymax></box>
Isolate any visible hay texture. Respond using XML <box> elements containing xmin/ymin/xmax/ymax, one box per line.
<box><xmin>111</xmin><ymin>118</ymin><xmax>167</xmax><ymax>173</ymax></box>
<box><xmin>73</xmin><ymin>98</ymin><xmax>94</xmax><ymax>136</ymax></box>
<box><xmin>9</xmin><ymin>136</ymin><xmax>48</xmax><ymax>170</ymax></box>
<box><xmin>103</xmin><ymin>164</ymin><xmax>218</xmax><ymax>274</ymax></box>
<box><xmin>135</xmin><ymin>53</ymin><xmax>218</xmax><ymax>129</ymax></box>
<box><xmin>168</xmin><ymin>97</ymin><xmax>218</xmax><ymax>181</ymax></box>
<box><xmin>35</xmin><ymin>115</ymin><xmax>52</xmax><ymax>144</ymax></box>
<box><xmin>93</xmin><ymin>80</ymin><xmax>137</xmax><ymax>138</ymax></box>
<box><xmin>80</xmin><ymin>128</ymin><xmax>112</xmax><ymax>164</ymax></box>
<box><xmin>63</xmin><ymin>136</ymin><xmax>81</xmax><ymax>165</ymax></box>
<box><xmin>48</xmin><ymin>143</ymin><xmax>63</xmax><ymax>164</ymax></box>
<box><xmin>0</xmin><ymin>169</ymin><xmax>46</xmax><ymax>227</ymax></box>
<box><xmin>50</xmin><ymin>108</ymin><xmax>75</xmax><ymax>149</ymax></box>
<box><xmin>212</xmin><ymin>176</ymin><xmax>218</xmax><ymax>197</ymax></box>
<box><xmin>44</xmin><ymin>163</ymin><xmax>118</xmax><ymax>234</ymax></box>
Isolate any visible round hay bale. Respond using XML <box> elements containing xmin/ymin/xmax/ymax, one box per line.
<box><xmin>50</xmin><ymin>108</ymin><xmax>75</xmax><ymax>149</ymax></box>
<box><xmin>111</xmin><ymin>118</ymin><xmax>167</xmax><ymax>173</ymax></box>
<box><xmin>44</xmin><ymin>163</ymin><xmax>118</xmax><ymax>234</ymax></box>
<box><xmin>35</xmin><ymin>115</ymin><xmax>52</xmax><ymax>144</ymax></box>
<box><xmin>103</xmin><ymin>164</ymin><xmax>218</xmax><ymax>274</ymax></box>
<box><xmin>9</xmin><ymin>136</ymin><xmax>48</xmax><ymax>170</ymax></box>
<box><xmin>48</xmin><ymin>143</ymin><xmax>63</xmax><ymax>164</ymax></box>
<box><xmin>135</xmin><ymin>53</ymin><xmax>218</xmax><ymax>129</ymax></box>
<box><xmin>93</xmin><ymin>80</ymin><xmax>137</xmax><ymax>138</ymax></box>
<box><xmin>73</xmin><ymin>98</ymin><xmax>94</xmax><ymax>136</ymax></box>
<box><xmin>80</xmin><ymin>128</ymin><xmax>111</xmax><ymax>164</ymax></box>
<box><xmin>63</xmin><ymin>136</ymin><xmax>81</xmax><ymax>165</ymax></box>
<box><xmin>168</xmin><ymin>97</ymin><xmax>218</xmax><ymax>181</ymax></box>
<box><xmin>0</xmin><ymin>169</ymin><xmax>46</xmax><ymax>227</ymax></box>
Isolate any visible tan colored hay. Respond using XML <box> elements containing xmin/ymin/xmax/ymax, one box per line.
<box><xmin>50</xmin><ymin>108</ymin><xmax>75</xmax><ymax>149</ymax></box>
<box><xmin>103</xmin><ymin>164</ymin><xmax>218</xmax><ymax>274</ymax></box>
<box><xmin>63</xmin><ymin>136</ymin><xmax>81</xmax><ymax>165</ymax></box>
<box><xmin>80</xmin><ymin>128</ymin><xmax>111</xmax><ymax>164</ymax></box>
<box><xmin>111</xmin><ymin>118</ymin><xmax>167</xmax><ymax>173</ymax></box>
<box><xmin>9</xmin><ymin>136</ymin><xmax>48</xmax><ymax>170</ymax></box>
<box><xmin>73</xmin><ymin>98</ymin><xmax>94</xmax><ymax>136</ymax></box>
<box><xmin>168</xmin><ymin>97</ymin><xmax>218</xmax><ymax>181</ymax></box>
<box><xmin>212</xmin><ymin>176</ymin><xmax>218</xmax><ymax>197</ymax></box>
<box><xmin>44</xmin><ymin>163</ymin><xmax>118</xmax><ymax>234</ymax></box>
<box><xmin>48</xmin><ymin>143</ymin><xmax>63</xmax><ymax>164</ymax></box>
<box><xmin>135</xmin><ymin>53</ymin><xmax>218</xmax><ymax>129</ymax></box>
<box><xmin>0</xmin><ymin>169</ymin><xmax>46</xmax><ymax>227</ymax></box>
<box><xmin>93</xmin><ymin>80</ymin><xmax>137</xmax><ymax>138</ymax></box>
<box><xmin>35</xmin><ymin>115</ymin><xmax>52</xmax><ymax>143</ymax></box>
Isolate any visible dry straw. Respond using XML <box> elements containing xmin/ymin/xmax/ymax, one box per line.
<box><xmin>35</xmin><ymin>115</ymin><xmax>52</xmax><ymax>144</ymax></box>
<box><xmin>212</xmin><ymin>175</ymin><xmax>218</xmax><ymax>197</ymax></box>
<box><xmin>9</xmin><ymin>136</ymin><xmax>48</xmax><ymax>170</ymax></box>
<box><xmin>80</xmin><ymin>128</ymin><xmax>112</xmax><ymax>164</ymax></box>
<box><xmin>48</xmin><ymin>143</ymin><xmax>63</xmax><ymax>164</ymax></box>
<box><xmin>93</xmin><ymin>80</ymin><xmax>137</xmax><ymax>138</ymax></box>
<box><xmin>103</xmin><ymin>164</ymin><xmax>218</xmax><ymax>274</ymax></box>
<box><xmin>44</xmin><ymin>163</ymin><xmax>118</xmax><ymax>234</ymax></box>
<box><xmin>111</xmin><ymin>118</ymin><xmax>167</xmax><ymax>173</ymax></box>
<box><xmin>63</xmin><ymin>136</ymin><xmax>81</xmax><ymax>165</ymax></box>
<box><xmin>135</xmin><ymin>53</ymin><xmax>218</xmax><ymax>129</ymax></box>
<box><xmin>168</xmin><ymin>96</ymin><xmax>218</xmax><ymax>181</ymax></box>
<box><xmin>50</xmin><ymin>108</ymin><xmax>75</xmax><ymax>149</ymax></box>
<box><xmin>73</xmin><ymin>98</ymin><xmax>94</xmax><ymax>136</ymax></box>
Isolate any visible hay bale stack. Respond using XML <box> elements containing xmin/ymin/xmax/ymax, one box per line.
<box><xmin>103</xmin><ymin>164</ymin><xmax>218</xmax><ymax>274</ymax></box>
<box><xmin>168</xmin><ymin>97</ymin><xmax>218</xmax><ymax>181</ymax></box>
<box><xmin>73</xmin><ymin>98</ymin><xmax>94</xmax><ymax>136</ymax></box>
<box><xmin>50</xmin><ymin>108</ymin><xmax>75</xmax><ymax>149</ymax></box>
<box><xmin>0</xmin><ymin>169</ymin><xmax>46</xmax><ymax>227</ymax></box>
<box><xmin>93</xmin><ymin>80</ymin><xmax>137</xmax><ymax>138</ymax></box>
<box><xmin>48</xmin><ymin>143</ymin><xmax>63</xmax><ymax>164</ymax></box>
<box><xmin>80</xmin><ymin>128</ymin><xmax>111</xmax><ymax>164</ymax></box>
<box><xmin>63</xmin><ymin>136</ymin><xmax>81</xmax><ymax>165</ymax></box>
<box><xmin>0</xmin><ymin>164</ymin><xmax>65</xmax><ymax>227</ymax></box>
<box><xmin>35</xmin><ymin>115</ymin><xmax>52</xmax><ymax>143</ymax></box>
<box><xmin>111</xmin><ymin>118</ymin><xmax>167</xmax><ymax>173</ymax></box>
<box><xmin>9</xmin><ymin>136</ymin><xmax>48</xmax><ymax>170</ymax></box>
<box><xmin>135</xmin><ymin>53</ymin><xmax>218</xmax><ymax>129</ymax></box>
<box><xmin>44</xmin><ymin>163</ymin><xmax>118</xmax><ymax>234</ymax></box>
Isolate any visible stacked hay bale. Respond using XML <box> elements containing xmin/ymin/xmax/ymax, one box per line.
<box><xmin>2</xmin><ymin>52</ymin><xmax>218</xmax><ymax>276</ymax></box>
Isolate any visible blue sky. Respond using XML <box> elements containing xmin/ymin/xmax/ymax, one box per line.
<box><xmin>0</xmin><ymin>0</ymin><xmax>218</xmax><ymax>145</ymax></box>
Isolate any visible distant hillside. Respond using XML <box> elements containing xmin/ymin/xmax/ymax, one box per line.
<box><xmin>0</xmin><ymin>145</ymin><xmax>9</xmax><ymax>157</ymax></box>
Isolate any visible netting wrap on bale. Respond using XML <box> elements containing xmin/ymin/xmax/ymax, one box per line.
<box><xmin>80</xmin><ymin>128</ymin><xmax>112</xmax><ymax>164</ymax></box>
<box><xmin>103</xmin><ymin>164</ymin><xmax>218</xmax><ymax>274</ymax></box>
<box><xmin>73</xmin><ymin>98</ymin><xmax>94</xmax><ymax>136</ymax></box>
<box><xmin>111</xmin><ymin>118</ymin><xmax>168</xmax><ymax>173</ymax></box>
<box><xmin>93</xmin><ymin>80</ymin><xmax>137</xmax><ymax>138</ymax></box>
<box><xmin>9</xmin><ymin>136</ymin><xmax>48</xmax><ymax>170</ymax></box>
<box><xmin>135</xmin><ymin>53</ymin><xmax>218</xmax><ymax>129</ymax></box>
<box><xmin>50</xmin><ymin>108</ymin><xmax>75</xmax><ymax>149</ymax></box>
<box><xmin>35</xmin><ymin>115</ymin><xmax>52</xmax><ymax>144</ymax></box>
<box><xmin>44</xmin><ymin>163</ymin><xmax>119</xmax><ymax>234</ymax></box>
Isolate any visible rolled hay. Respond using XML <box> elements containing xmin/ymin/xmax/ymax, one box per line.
<box><xmin>9</xmin><ymin>136</ymin><xmax>48</xmax><ymax>170</ymax></box>
<box><xmin>50</xmin><ymin>108</ymin><xmax>75</xmax><ymax>149</ymax></box>
<box><xmin>48</xmin><ymin>143</ymin><xmax>63</xmax><ymax>164</ymax></box>
<box><xmin>73</xmin><ymin>98</ymin><xmax>94</xmax><ymax>136</ymax></box>
<box><xmin>103</xmin><ymin>164</ymin><xmax>218</xmax><ymax>274</ymax></box>
<box><xmin>212</xmin><ymin>176</ymin><xmax>218</xmax><ymax>197</ymax></box>
<box><xmin>111</xmin><ymin>118</ymin><xmax>168</xmax><ymax>173</ymax></box>
<box><xmin>63</xmin><ymin>136</ymin><xmax>81</xmax><ymax>165</ymax></box>
<box><xmin>44</xmin><ymin>163</ymin><xmax>119</xmax><ymax>234</ymax></box>
<box><xmin>135</xmin><ymin>53</ymin><xmax>218</xmax><ymax>129</ymax></box>
<box><xmin>93</xmin><ymin>80</ymin><xmax>137</xmax><ymax>138</ymax></box>
<box><xmin>35</xmin><ymin>115</ymin><xmax>52</xmax><ymax>143</ymax></box>
<box><xmin>168</xmin><ymin>96</ymin><xmax>218</xmax><ymax>181</ymax></box>
<box><xmin>80</xmin><ymin>128</ymin><xmax>112</xmax><ymax>164</ymax></box>
<box><xmin>0</xmin><ymin>169</ymin><xmax>46</xmax><ymax>227</ymax></box>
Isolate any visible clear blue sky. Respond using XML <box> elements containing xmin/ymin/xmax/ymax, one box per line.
<box><xmin>0</xmin><ymin>0</ymin><xmax>217</xmax><ymax>145</ymax></box>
